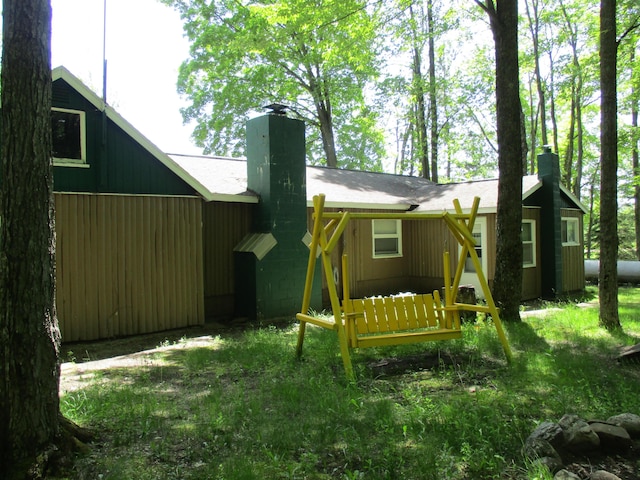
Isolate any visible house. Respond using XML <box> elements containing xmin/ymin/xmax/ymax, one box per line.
<box><xmin>48</xmin><ymin>67</ymin><xmax>586</xmax><ymax>342</ymax></box>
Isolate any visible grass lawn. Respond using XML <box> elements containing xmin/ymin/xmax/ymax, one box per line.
<box><xmin>59</xmin><ymin>286</ymin><xmax>640</xmax><ymax>479</ymax></box>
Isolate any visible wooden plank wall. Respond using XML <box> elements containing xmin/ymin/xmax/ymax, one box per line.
<box><xmin>55</xmin><ymin>193</ymin><xmax>204</xmax><ymax>342</ymax></box>
<box><xmin>202</xmin><ymin>201</ymin><xmax>252</xmax><ymax>318</ymax></box>
<box><xmin>522</xmin><ymin>208</ymin><xmax>542</xmax><ymax>300</ymax></box>
<box><xmin>561</xmin><ymin>208</ymin><xmax>586</xmax><ymax>292</ymax></box>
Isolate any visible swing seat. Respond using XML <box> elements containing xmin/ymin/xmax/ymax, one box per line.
<box><xmin>342</xmin><ymin>291</ymin><xmax>462</xmax><ymax>349</ymax></box>
<box><xmin>295</xmin><ymin>291</ymin><xmax>464</xmax><ymax>350</ymax></box>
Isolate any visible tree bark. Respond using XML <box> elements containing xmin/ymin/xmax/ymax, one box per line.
<box><xmin>478</xmin><ymin>0</ymin><xmax>523</xmax><ymax>322</ymax></box>
<box><xmin>598</xmin><ymin>0</ymin><xmax>620</xmax><ymax>330</ymax></box>
<box><xmin>0</xmin><ymin>0</ymin><xmax>62</xmax><ymax>477</ymax></box>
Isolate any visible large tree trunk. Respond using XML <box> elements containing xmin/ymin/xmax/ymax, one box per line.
<box><xmin>598</xmin><ymin>0</ymin><xmax>620</xmax><ymax>330</ymax></box>
<box><xmin>0</xmin><ymin>0</ymin><xmax>62</xmax><ymax>478</ymax></box>
<box><xmin>479</xmin><ymin>0</ymin><xmax>523</xmax><ymax>322</ymax></box>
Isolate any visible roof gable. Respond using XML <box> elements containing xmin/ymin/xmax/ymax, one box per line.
<box><xmin>52</xmin><ymin>66</ymin><xmax>211</xmax><ymax>199</ymax></box>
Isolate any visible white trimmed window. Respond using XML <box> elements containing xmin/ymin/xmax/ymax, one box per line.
<box><xmin>562</xmin><ymin>217</ymin><xmax>580</xmax><ymax>246</ymax></box>
<box><xmin>522</xmin><ymin>220</ymin><xmax>536</xmax><ymax>267</ymax></box>
<box><xmin>372</xmin><ymin>219</ymin><xmax>402</xmax><ymax>258</ymax></box>
<box><xmin>51</xmin><ymin>108</ymin><xmax>86</xmax><ymax>164</ymax></box>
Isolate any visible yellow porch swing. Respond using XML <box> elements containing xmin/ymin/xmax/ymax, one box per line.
<box><xmin>296</xmin><ymin>194</ymin><xmax>512</xmax><ymax>379</ymax></box>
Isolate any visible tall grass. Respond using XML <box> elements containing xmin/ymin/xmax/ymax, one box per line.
<box><xmin>60</xmin><ymin>288</ymin><xmax>640</xmax><ymax>479</ymax></box>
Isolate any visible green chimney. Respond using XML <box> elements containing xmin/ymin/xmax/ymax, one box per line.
<box><xmin>235</xmin><ymin>112</ymin><xmax>321</xmax><ymax>319</ymax></box>
<box><xmin>538</xmin><ymin>147</ymin><xmax>563</xmax><ymax>298</ymax></box>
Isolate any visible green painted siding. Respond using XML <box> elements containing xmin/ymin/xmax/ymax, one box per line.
<box><xmin>52</xmin><ymin>78</ymin><xmax>196</xmax><ymax>196</ymax></box>
<box><xmin>104</xmin><ymin>122</ymin><xmax>195</xmax><ymax>195</ymax></box>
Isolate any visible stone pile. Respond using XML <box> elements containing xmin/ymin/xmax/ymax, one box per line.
<box><xmin>523</xmin><ymin>413</ymin><xmax>640</xmax><ymax>479</ymax></box>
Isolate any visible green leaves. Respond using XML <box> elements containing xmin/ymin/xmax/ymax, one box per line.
<box><xmin>164</xmin><ymin>0</ymin><xmax>383</xmax><ymax>169</ymax></box>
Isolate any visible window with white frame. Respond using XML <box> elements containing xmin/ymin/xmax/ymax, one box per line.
<box><xmin>522</xmin><ymin>219</ymin><xmax>536</xmax><ymax>267</ymax></box>
<box><xmin>562</xmin><ymin>217</ymin><xmax>580</xmax><ymax>246</ymax></box>
<box><xmin>51</xmin><ymin>108</ymin><xmax>86</xmax><ymax>164</ymax></box>
<box><xmin>372</xmin><ymin>219</ymin><xmax>402</xmax><ymax>258</ymax></box>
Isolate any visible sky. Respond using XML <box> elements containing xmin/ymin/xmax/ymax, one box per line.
<box><xmin>51</xmin><ymin>0</ymin><xmax>203</xmax><ymax>156</ymax></box>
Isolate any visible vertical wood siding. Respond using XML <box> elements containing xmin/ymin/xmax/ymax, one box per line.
<box><xmin>561</xmin><ymin>208</ymin><xmax>585</xmax><ymax>292</ymax></box>
<box><xmin>521</xmin><ymin>208</ymin><xmax>542</xmax><ymax>299</ymax></box>
<box><xmin>202</xmin><ymin>201</ymin><xmax>252</xmax><ymax>318</ymax></box>
<box><xmin>55</xmin><ymin>193</ymin><xmax>204</xmax><ymax>342</ymax></box>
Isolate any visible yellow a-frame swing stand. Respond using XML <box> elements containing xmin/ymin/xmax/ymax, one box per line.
<box><xmin>296</xmin><ymin>194</ymin><xmax>512</xmax><ymax>379</ymax></box>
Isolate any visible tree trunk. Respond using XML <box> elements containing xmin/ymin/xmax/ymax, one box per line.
<box><xmin>316</xmin><ymin>96</ymin><xmax>338</xmax><ymax>168</ymax></box>
<box><xmin>427</xmin><ymin>0</ymin><xmax>438</xmax><ymax>183</ymax></box>
<box><xmin>479</xmin><ymin>0</ymin><xmax>523</xmax><ymax>322</ymax></box>
<box><xmin>587</xmin><ymin>172</ymin><xmax>597</xmax><ymax>259</ymax></box>
<box><xmin>0</xmin><ymin>0</ymin><xmax>62</xmax><ymax>477</ymax></box>
<box><xmin>525</xmin><ymin>0</ymin><xmax>548</xmax><ymax>147</ymax></box>
<box><xmin>548</xmin><ymin>50</ymin><xmax>559</xmax><ymax>154</ymax></box>
<box><xmin>631</xmin><ymin>46</ymin><xmax>640</xmax><ymax>260</ymax></box>
<box><xmin>598</xmin><ymin>0</ymin><xmax>620</xmax><ymax>330</ymax></box>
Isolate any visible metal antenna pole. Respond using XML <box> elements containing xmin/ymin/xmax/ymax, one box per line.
<box><xmin>102</xmin><ymin>0</ymin><xmax>107</xmax><ymax>103</ymax></box>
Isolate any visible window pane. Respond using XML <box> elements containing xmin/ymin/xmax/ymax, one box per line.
<box><xmin>373</xmin><ymin>219</ymin><xmax>397</xmax><ymax>235</ymax></box>
<box><xmin>375</xmin><ymin>238</ymin><xmax>398</xmax><ymax>255</ymax></box>
<box><xmin>522</xmin><ymin>223</ymin><xmax>532</xmax><ymax>242</ymax></box>
<box><xmin>51</xmin><ymin>110</ymin><xmax>82</xmax><ymax>159</ymax></box>
<box><xmin>567</xmin><ymin>221</ymin><xmax>576</xmax><ymax>243</ymax></box>
<box><xmin>523</xmin><ymin>244</ymin><xmax>533</xmax><ymax>265</ymax></box>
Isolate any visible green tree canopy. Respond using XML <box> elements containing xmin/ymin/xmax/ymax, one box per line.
<box><xmin>164</xmin><ymin>0</ymin><xmax>385</xmax><ymax>169</ymax></box>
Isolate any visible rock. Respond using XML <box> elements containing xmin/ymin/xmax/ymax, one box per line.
<box><xmin>523</xmin><ymin>437</ymin><xmax>563</xmax><ymax>472</ymax></box>
<box><xmin>554</xmin><ymin>469</ymin><xmax>581</xmax><ymax>480</ymax></box>
<box><xmin>589</xmin><ymin>470</ymin><xmax>622</xmax><ymax>480</ymax></box>
<box><xmin>588</xmin><ymin>422</ymin><xmax>632</xmax><ymax>451</ymax></box>
<box><xmin>560</xmin><ymin>415</ymin><xmax>600</xmax><ymax>452</ymax></box>
<box><xmin>606</xmin><ymin>413</ymin><xmax>640</xmax><ymax>437</ymax></box>
<box><xmin>529</xmin><ymin>421</ymin><xmax>565</xmax><ymax>449</ymax></box>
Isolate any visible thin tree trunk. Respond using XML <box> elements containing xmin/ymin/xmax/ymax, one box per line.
<box><xmin>0</xmin><ymin>0</ymin><xmax>61</xmax><ymax>477</ymax></box>
<box><xmin>427</xmin><ymin>0</ymin><xmax>438</xmax><ymax>183</ymax></box>
<box><xmin>316</xmin><ymin>97</ymin><xmax>338</xmax><ymax>168</ymax></box>
<box><xmin>631</xmin><ymin>46</ymin><xmax>640</xmax><ymax>260</ymax></box>
<box><xmin>525</xmin><ymin>0</ymin><xmax>548</xmax><ymax>147</ymax></box>
<box><xmin>564</xmin><ymin>91</ymin><xmax>576</xmax><ymax>185</ymax></box>
<box><xmin>587</xmin><ymin>175</ymin><xmax>595</xmax><ymax>259</ymax></box>
<box><xmin>560</xmin><ymin>0</ymin><xmax>585</xmax><ymax>199</ymax></box>
<box><xmin>477</xmin><ymin>0</ymin><xmax>523</xmax><ymax>322</ymax></box>
<box><xmin>548</xmin><ymin>49</ymin><xmax>559</xmax><ymax>154</ymax></box>
<box><xmin>598</xmin><ymin>0</ymin><xmax>620</xmax><ymax>330</ymax></box>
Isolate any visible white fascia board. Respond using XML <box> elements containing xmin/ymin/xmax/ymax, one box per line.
<box><xmin>306</xmin><ymin>201</ymin><xmax>415</xmax><ymax>211</ymax></box>
<box><xmin>522</xmin><ymin>180</ymin><xmax>543</xmax><ymax>199</ymax></box>
<box><xmin>207</xmin><ymin>193</ymin><xmax>259</xmax><ymax>204</ymax></box>
<box><xmin>559</xmin><ymin>184</ymin><xmax>589</xmax><ymax>214</ymax></box>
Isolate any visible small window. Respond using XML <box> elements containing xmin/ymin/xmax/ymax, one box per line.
<box><xmin>51</xmin><ymin>108</ymin><xmax>86</xmax><ymax>164</ymax></box>
<box><xmin>562</xmin><ymin>217</ymin><xmax>580</xmax><ymax>246</ymax></box>
<box><xmin>372</xmin><ymin>219</ymin><xmax>402</xmax><ymax>258</ymax></box>
<box><xmin>522</xmin><ymin>220</ymin><xmax>536</xmax><ymax>267</ymax></box>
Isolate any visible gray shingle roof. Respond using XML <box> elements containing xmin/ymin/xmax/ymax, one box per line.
<box><xmin>168</xmin><ymin>154</ymin><xmax>584</xmax><ymax>213</ymax></box>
